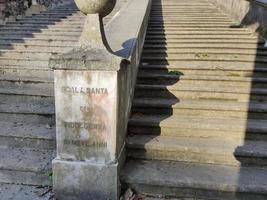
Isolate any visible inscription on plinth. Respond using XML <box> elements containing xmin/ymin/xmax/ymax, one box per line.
<box><xmin>55</xmin><ymin>70</ymin><xmax>117</xmax><ymax>162</ymax></box>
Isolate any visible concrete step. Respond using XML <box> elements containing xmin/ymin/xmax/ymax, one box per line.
<box><xmin>147</xmin><ymin>24</ymin><xmax>243</xmax><ymax>28</ymax></box>
<box><xmin>128</xmin><ymin>114</ymin><xmax>267</xmax><ymax>140</ymax></box>
<box><xmin>145</xmin><ymin>34</ymin><xmax>259</xmax><ymax>40</ymax></box>
<box><xmin>141</xmin><ymin>54</ymin><xmax>267</xmax><ymax>63</ymax></box>
<box><xmin>149</xmin><ymin>19</ymin><xmax>234</xmax><ymax>23</ymax></box>
<box><xmin>0</xmin><ymin>147</ymin><xmax>54</xmax><ymax>173</ymax></box>
<box><xmin>149</xmin><ymin>16</ymin><xmax>231</xmax><ymax>20</ymax></box>
<box><xmin>135</xmin><ymin>83</ymin><xmax>267</xmax><ymax>102</ymax></box>
<box><xmin>146</xmin><ymin>30</ymin><xmax>253</xmax><ymax>35</ymax></box>
<box><xmin>7</xmin><ymin>21</ymin><xmax>83</xmax><ymax>26</ymax></box>
<box><xmin>140</xmin><ymin>61</ymin><xmax>267</xmax><ymax>72</ymax></box>
<box><xmin>147</xmin><ymin>27</ymin><xmax>253</xmax><ymax>32</ymax></box>
<box><xmin>0</xmin><ymin>31</ymin><xmax>81</xmax><ymax>37</ymax></box>
<box><xmin>0</xmin><ymin>147</ymin><xmax>54</xmax><ymax>186</ymax></box>
<box><xmin>0</xmin><ymin>44</ymin><xmax>74</xmax><ymax>52</ymax></box>
<box><xmin>0</xmin><ymin>24</ymin><xmax>83</xmax><ymax>29</ymax></box>
<box><xmin>0</xmin><ymin>26</ymin><xmax>82</xmax><ymax>32</ymax></box>
<box><xmin>137</xmin><ymin>74</ymin><xmax>267</xmax><ymax>88</ymax></box>
<box><xmin>0</xmin><ymin>58</ymin><xmax>49</xmax><ymax>68</ymax></box>
<box><xmin>138</xmin><ymin>67</ymin><xmax>267</xmax><ymax>78</ymax></box>
<box><xmin>0</xmin><ymin>40</ymin><xmax>76</xmax><ymax>47</ymax></box>
<box><xmin>0</xmin><ymin>121</ymin><xmax>55</xmax><ymax>150</ymax></box>
<box><xmin>144</xmin><ymin>39</ymin><xmax>264</xmax><ymax>44</ymax></box>
<box><xmin>0</xmin><ymin>93</ymin><xmax>54</xmax><ymax>123</ymax></box>
<box><xmin>0</xmin><ymin>183</ymin><xmax>53</xmax><ymax>200</ymax></box>
<box><xmin>121</xmin><ymin>160</ymin><xmax>267</xmax><ymax>199</ymax></box>
<box><xmin>142</xmin><ymin>48</ymin><xmax>267</xmax><ymax>55</ymax></box>
<box><xmin>0</xmin><ymin>34</ymin><xmax>79</xmax><ymax>41</ymax></box>
<box><xmin>0</xmin><ymin>80</ymin><xmax>54</xmax><ymax>97</ymax></box>
<box><xmin>0</xmin><ymin>67</ymin><xmax>53</xmax><ymax>81</ymax></box>
<box><xmin>127</xmin><ymin>135</ymin><xmax>267</xmax><ymax>166</ymax></box>
<box><xmin>0</xmin><ymin>169</ymin><xmax>52</xmax><ymax>186</ymax></box>
<box><xmin>132</xmin><ymin>98</ymin><xmax>267</xmax><ymax>119</ymax></box>
<box><xmin>0</xmin><ymin>51</ymin><xmax>59</xmax><ymax>59</ymax></box>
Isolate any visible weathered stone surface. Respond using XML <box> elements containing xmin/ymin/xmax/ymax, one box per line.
<box><xmin>54</xmin><ymin>70</ymin><xmax>118</xmax><ymax>162</ymax></box>
<box><xmin>74</xmin><ymin>0</ymin><xmax>116</xmax><ymax>17</ymax></box>
<box><xmin>53</xmin><ymin>159</ymin><xmax>119</xmax><ymax>200</ymax></box>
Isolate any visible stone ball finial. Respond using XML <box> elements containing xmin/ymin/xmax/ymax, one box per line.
<box><xmin>74</xmin><ymin>0</ymin><xmax>116</xmax><ymax>17</ymax></box>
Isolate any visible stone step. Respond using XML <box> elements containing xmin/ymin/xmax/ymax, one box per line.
<box><xmin>0</xmin><ymin>24</ymin><xmax>83</xmax><ymax>29</ymax></box>
<box><xmin>149</xmin><ymin>16</ymin><xmax>231</xmax><ymax>20</ymax></box>
<box><xmin>145</xmin><ymin>35</ymin><xmax>259</xmax><ymax>40</ymax></box>
<box><xmin>0</xmin><ymin>96</ymin><xmax>55</xmax><ymax>115</ymax></box>
<box><xmin>0</xmin><ymin>44</ymin><xmax>74</xmax><ymax>52</ymax></box>
<box><xmin>0</xmin><ymin>169</ymin><xmax>52</xmax><ymax>186</ymax></box>
<box><xmin>0</xmin><ymin>51</ymin><xmax>59</xmax><ymax>59</ymax></box>
<box><xmin>127</xmin><ymin>135</ymin><xmax>267</xmax><ymax>166</ymax></box>
<box><xmin>139</xmin><ymin>61</ymin><xmax>267</xmax><ymax>72</ymax></box>
<box><xmin>16</xmin><ymin>18</ymin><xmax>85</xmax><ymax>23</ymax></box>
<box><xmin>0</xmin><ymin>121</ymin><xmax>55</xmax><ymax>150</ymax></box>
<box><xmin>135</xmin><ymin>82</ymin><xmax>267</xmax><ymax>101</ymax></box>
<box><xmin>147</xmin><ymin>27</ymin><xmax>251</xmax><ymax>32</ymax></box>
<box><xmin>147</xmin><ymin>24</ymin><xmax>249</xmax><ymax>28</ymax></box>
<box><xmin>0</xmin><ymin>39</ymin><xmax>76</xmax><ymax>47</ymax></box>
<box><xmin>0</xmin><ymin>183</ymin><xmax>53</xmax><ymax>200</ymax></box>
<box><xmin>144</xmin><ymin>39</ymin><xmax>264</xmax><ymax>44</ymax></box>
<box><xmin>0</xmin><ymin>31</ymin><xmax>81</xmax><ymax>37</ymax></box>
<box><xmin>7</xmin><ymin>21</ymin><xmax>84</xmax><ymax>26</ymax></box>
<box><xmin>142</xmin><ymin>54</ymin><xmax>267</xmax><ymax>63</ymax></box>
<box><xmin>128</xmin><ymin>114</ymin><xmax>267</xmax><ymax>140</ymax></box>
<box><xmin>0</xmin><ymin>26</ymin><xmax>82</xmax><ymax>32</ymax></box>
<box><xmin>0</xmin><ymin>80</ymin><xmax>54</xmax><ymax>97</ymax></box>
<box><xmin>121</xmin><ymin>160</ymin><xmax>267</xmax><ymax>199</ymax></box>
<box><xmin>142</xmin><ymin>48</ymin><xmax>267</xmax><ymax>55</ymax></box>
<box><xmin>132</xmin><ymin>98</ymin><xmax>267</xmax><ymax>119</ymax></box>
<box><xmin>0</xmin><ymin>58</ymin><xmax>49</xmax><ymax>68</ymax></box>
<box><xmin>137</xmin><ymin>74</ymin><xmax>267</xmax><ymax>88</ymax></box>
<box><xmin>149</xmin><ymin>19</ymin><xmax>234</xmax><ymax>23</ymax></box>
<box><xmin>139</xmin><ymin>68</ymin><xmax>267</xmax><ymax>78</ymax></box>
<box><xmin>0</xmin><ymin>147</ymin><xmax>54</xmax><ymax>173</ymax></box>
<box><xmin>0</xmin><ymin>147</ymin><xmax>54</xmax><ymax>186</ymax></box>
<box><xmin>0</xmin><ymin>34</ymin><xmax>79</xmax><ymax>41</ymax></box>
<box><xmin>146</xmin><ymin>30</ymin><xmax>253</xmax><ymax>35</ymax></box>
<box><xmin>0</xmin><ymin>67</ymin><xmax>53</xmax><ymax>81</ymax></box>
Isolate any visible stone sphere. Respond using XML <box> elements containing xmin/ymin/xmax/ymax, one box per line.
<box><xmin>74</xmin><ymin>0</ymin><xmax>116</xmax><ymax>17</ymax></box>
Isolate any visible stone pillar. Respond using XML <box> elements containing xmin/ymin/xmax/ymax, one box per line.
<box><xmin>50</xmin><ymin>0</ymin><xmax>126</xmax><ymax>199</ymax></box>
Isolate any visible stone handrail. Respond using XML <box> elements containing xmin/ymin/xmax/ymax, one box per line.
<box><xmin>210</xmin><ymin>0</ymin><xmax>267</xmax><ymax>36</ymax></box>
<box><xmin>49</xmin><ymin>0</ymin><xmax>152</xmax><ymax>199</ymax></box>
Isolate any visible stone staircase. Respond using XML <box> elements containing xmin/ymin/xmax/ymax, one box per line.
<box><xmin>0</xmin><ymin>0</ymin><xmax>126</xmax><ymax>198</ymax></box>
<box><xmin>121</xmin><ymin>0</ymin><xmax>267</xmax><ymax>199</ymax></box>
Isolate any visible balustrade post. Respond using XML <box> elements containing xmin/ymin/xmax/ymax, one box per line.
<box><xmin>50</xmin><ymin>0</ymin><xmax>126</xmax><ymax>199</ymax></box>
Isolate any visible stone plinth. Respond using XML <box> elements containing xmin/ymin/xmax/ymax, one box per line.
<box><xmin>54</xmin><ymin>70</ymin><xmax>117</xmax><ymax>162</ymax></box>
<box><xmin>50</xmin><ymin>47</ymin><xmax>124</xmax><ymax>200</ymax></box>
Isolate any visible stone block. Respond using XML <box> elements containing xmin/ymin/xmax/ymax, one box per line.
<box><xmin>54</xmin><ymin>70</ymin><xmax>118</xmax><ymax>162</ymax></box>
<box><xmin>53</xmin><ymin>159</ymin><xmax>119</xmax><ymax>200</ymax></box>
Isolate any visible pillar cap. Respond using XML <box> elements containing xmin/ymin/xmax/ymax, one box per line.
<box><xmin>74</xmin><ymin>0</ymin><xmax>116</xmax><ymax>17</ymax></box>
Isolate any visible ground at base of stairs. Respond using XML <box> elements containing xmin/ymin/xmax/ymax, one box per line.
<box><xmin>0</xmin><ymin>183</ymin><xmax>54</xmax><ymax>200</ymax></box>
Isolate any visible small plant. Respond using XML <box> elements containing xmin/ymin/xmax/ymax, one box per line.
<box><xmin>168</xmin><ymin>70</ymin><xmax>183</xmax><ymax>75</ymax></box>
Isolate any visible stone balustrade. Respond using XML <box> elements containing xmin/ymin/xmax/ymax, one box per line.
<box><xmin>210</xmin><ymin>0</ymin><xmax>267</xmax><ymax>35</ymax></box>
<box><xmin>49</xmin><ymin>0</ymin><xmax>152</xmax><ymax>199</ymax></box>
